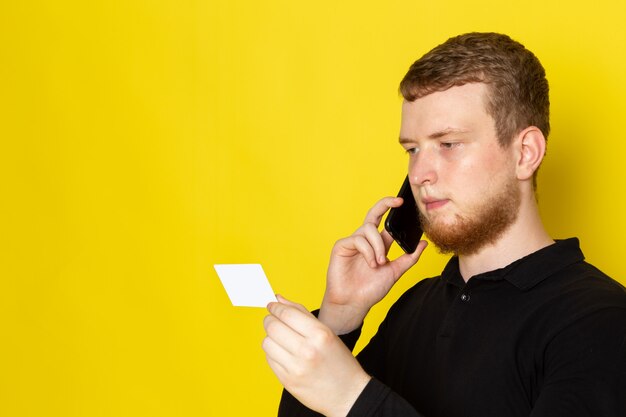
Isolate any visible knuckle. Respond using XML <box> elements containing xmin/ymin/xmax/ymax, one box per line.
<box><xmin>299</xmin><ymin>344</ymin><xmax>318</xmax><ymax>363</ymax></box>
<box><xmin>290</xmin><ymin>362</ymin><xmax>307</xmax><ymax>379</ymax></box>
<box><xmin>377</xmin><ymin>197</ymin><xmax>392</xmax><ymax>209</ymax></box>
<box><xmin>261</xmin><ymin>336</ymin><xmax>270</xmax><ymax>351</ymax></box>
<box><xmin>311</xmin><ymin>326</ymin><xmax>335</xmax><ymax>347</ymax></box>
<box><xmin>264</xmin><ymin>316</ymin><xmax>279</xmax><ymax>333</ymax></box>
<box><xmin>333</xmin><ymin>236</ymin><xmax>351</xmax><ymax>251</ymax></box>
<box><xmin>353</xmin><ymin>234</ymin><xmax>365</xmax><ymax>246</ymax></box>
<box><xmin>352</xmin><ymin>225</ymin><xmax>366</xmax><ymax>236</ymax></box>
<box><xmin>271</xmin><ymin>302</ymin><xmax>286</xmax><ymax>318</ymax></box>
<box><xmin>276</xmin><ymin>305</ymin><xmax>297</xmax><ymax>323</ymax></box>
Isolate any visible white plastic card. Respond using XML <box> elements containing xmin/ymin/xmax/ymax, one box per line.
<box><xmin>213</xmin><ymin>264</ymin><xmax>277</xmax><ymax>307</ymax></box>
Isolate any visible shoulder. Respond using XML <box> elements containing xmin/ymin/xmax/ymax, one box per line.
<box><xmin>548</xmin><ymin>260</ymin><xmax>626</xmax><ymax>310</ymax></box>
<box><xmin>531</xmin><ymin>260</ymin><xmax>626</xmax><ymax>344</ymax></box>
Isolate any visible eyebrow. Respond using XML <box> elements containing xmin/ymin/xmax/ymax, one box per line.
<box><xmin>399</xmin><ymin>127</ymin><xmax>470</xmax><ymax>143</ymax></box>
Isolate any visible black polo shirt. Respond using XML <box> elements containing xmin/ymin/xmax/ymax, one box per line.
<box><xmin>279</xmin><ymin>238</ymin><xmax>626</xmax><ymax>417</ymax></box>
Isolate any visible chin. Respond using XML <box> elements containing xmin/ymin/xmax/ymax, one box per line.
<box><xmin>419</xmin><ymin>183</ymin><xmax>521</xmax><ymax>256</ymax></box>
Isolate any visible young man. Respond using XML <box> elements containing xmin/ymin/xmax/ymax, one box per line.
<box><xmin>262</xmin><ymin>33</ymin><xmax>626</xmax><ymax>417</ymax></box>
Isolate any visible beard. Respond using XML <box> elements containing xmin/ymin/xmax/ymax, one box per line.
<box><xmin>419</xmin><ymin>177</ymin><xmax>521</xmax><ymax>256</ymax></box>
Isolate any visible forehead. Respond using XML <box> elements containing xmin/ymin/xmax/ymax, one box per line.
<box><xmin>400</xmin><ymin>83</ymin><xmax>494</xmax><ymax>139</ymax></box>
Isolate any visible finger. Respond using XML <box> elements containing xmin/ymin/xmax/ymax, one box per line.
<box><xmin>265</xmin><ymin>354</ymin><xmax>288</xmax><ymax>382</ymax></box>
<box><xmin>352</xmin><ymin>234</ymin><xmax>378</xmax><ymax>268</ymax></box>
<box><xmin>335</xmin><ymin>234</ymin><xmax>378</xmax><ymax>268</ymax></box>
<box><xmin>275</xmin><ymin>295</ymin><xmax>310</xmax><ymax>314</ymax></box>
<box><xmin>262</xmin><ymin>335</ymin><xmax>291</xmax><ymax>377</ymax></box>
<box><xmin>359</xmin><ymin>223</ymin><xmax>387</xmax><ymax>264</ymax></box>
<box><xmin>390</xmin><ymin>240</ymin><xmax>428</xmax><ymax>280</ymax></box>
<box><xmin>363</xmin><ymin>196</ymin><xmax>403</xmax><ymax>226</ymax></box>
<box><xmin>265</xmin><ymin>354</ymin><xmax>291</xmax><ymax>385</ymax></box>
<box><xmin>264</xmin><ymin>313</ymin><xmax>306</xmax><ymax>356</ymax></box>
<box><xmin>267</xmin><ymin>300</ymin><xmax>320</xmax><ymax>337</ymax></box>
<box><xmin>381</xmin><ymin>228</ymin><xmax>395</xmax><ymax>251</ymax></box>
<box><xmin>410</xmin><ymin>239</ymin><xmax>429</xmax><ymax>258</ymax></box>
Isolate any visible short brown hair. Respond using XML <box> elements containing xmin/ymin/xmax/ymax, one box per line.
<box><xmin>399</xmin><ymin>32</ymin><xmax>550</xmax><ymax>148</ymax></box>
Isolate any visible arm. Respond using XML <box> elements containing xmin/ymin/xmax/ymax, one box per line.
<box><xmin>268</xmin><ymin>299</ymin><xmax>427</xmax><ymax>417</ymax></box>
<box><xmin>529</xmin><ymin>308</ymin><xmax>626</xmax><ymax>417</ymax></box>
<box><xmin>263</xmin><ymin>197</ymin><xmax>428</xmax><ymax>416</ymax></box>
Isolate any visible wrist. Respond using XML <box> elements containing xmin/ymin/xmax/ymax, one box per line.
<box><xmin>318</xmin><ymin>302</ymin><xmax>368</xmax><ymax>335</ymax></box>
<box><xmin>324</xmin><ymin>372</ymin><xmax>372</xmax><ymax>417</ymax></box>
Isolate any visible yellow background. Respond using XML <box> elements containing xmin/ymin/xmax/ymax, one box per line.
<box><xmin>2</xmin><ymin>1</ymin><xmax>625</xmax><ymax>416</ymax></box>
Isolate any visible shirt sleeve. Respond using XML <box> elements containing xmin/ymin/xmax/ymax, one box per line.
<box><xmin>277</xmin><ymin>389</ymin><xmax>324</xmax><ymax>417</ymax></box>
<box><xmin>529</xmin><ymin>307</ymin><xmax>626</xmax><ymax>417</ymax></box>
<box><xmin>346</xmin><ymin>378</ymin><xmax>424</xmax><ymax>417</ymax></box>
<box><xmin>278</xmin><ymin>376</ymin><xmax>425</xmax><ymax>417</ymax></box>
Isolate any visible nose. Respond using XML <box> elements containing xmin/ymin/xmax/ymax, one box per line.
<box><xmin>408</xmin><ymin>148</ymin><xmax>437</xmax><ymax>187</ymax></box>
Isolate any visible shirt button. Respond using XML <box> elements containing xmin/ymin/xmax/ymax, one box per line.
<box><xmin>460</xmin><ymin>293</ymin><xmax>470</xmax><ymax>302</ymax></box>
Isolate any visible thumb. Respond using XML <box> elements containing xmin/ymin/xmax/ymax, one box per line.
<box><xmin>276</xmin><ymin>294</ymin><xmax>310</xmax><ymax>314</ymax></box>
<box><xmin>391</xmin><ymin>240</ymin><xmax>428</xmax><ymax>281</ymax></box>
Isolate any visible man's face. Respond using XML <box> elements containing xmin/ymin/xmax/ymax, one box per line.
<box><xmin>399</xmin><ymin>83</ymin><xmax>520</xmax><ymax>255</ymax></box>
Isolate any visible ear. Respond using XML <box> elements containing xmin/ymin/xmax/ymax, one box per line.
<box><xmin>514</xmin><ymin>126</ymin><xmax>546</xmax><ymax>181</ymax></box>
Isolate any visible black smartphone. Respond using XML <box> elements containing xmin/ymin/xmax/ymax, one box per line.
<box><xmin>384</xmin><ymin>176</ymin><xmax>423</xmax><ymax>253</ymax></box>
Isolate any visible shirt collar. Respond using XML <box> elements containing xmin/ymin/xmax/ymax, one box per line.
<box><xmin>440</xmin><ymin>238</ymin><xmax>585</xmax><ymax>290</ymax></box>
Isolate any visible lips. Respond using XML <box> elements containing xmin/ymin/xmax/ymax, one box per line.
<box><xmin>421</xmin><ymin>197</ymin><xmax>449</xmax><ymax>211</ymax></box>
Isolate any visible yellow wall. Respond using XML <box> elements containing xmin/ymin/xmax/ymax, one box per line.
<box><xmin>2</xmin><ymin>1</ymin><xmax>625</xmax><ymax>415</ymax></box>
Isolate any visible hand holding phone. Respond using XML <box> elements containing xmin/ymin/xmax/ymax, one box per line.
<box><xmin>321</xmin><ymin>189</ymin><xmax>427</xmax><ymax>334</ymax></box>
<box><xmin>384</xmin><ymin>176</ymin><xmax>423</xmax><ymax>253</ymax></box>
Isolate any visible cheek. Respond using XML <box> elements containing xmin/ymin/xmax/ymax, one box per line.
<box><xmin>450</xmin><ymin>157</ymin><xmax>508</xmax><ymax>200</ymax></box>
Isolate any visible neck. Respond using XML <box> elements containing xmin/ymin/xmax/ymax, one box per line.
<box><xmin>458</xmin><ymin>194</ymin><xmax>554</xmax><ymax>282</ymax></box>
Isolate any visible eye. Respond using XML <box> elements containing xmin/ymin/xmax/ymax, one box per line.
<box><xmin>440</xmin><ymin>142</ymin><xmax>460</xmax><ymax>149</ymax></box>
<box><xmin>405</xmin><ymin>147</ymin><xmax>419</xmax><ymax>155</ymax></box>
